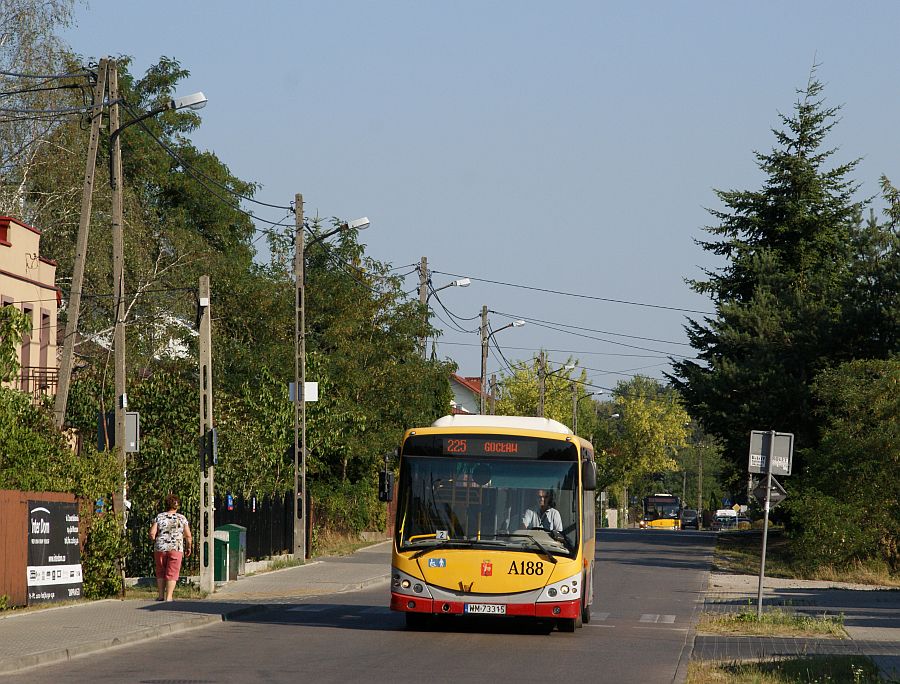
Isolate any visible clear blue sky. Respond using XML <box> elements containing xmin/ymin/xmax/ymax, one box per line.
<box><xmin>63</xmin><ymin>1</ymin><xmax>900</xmax><ymax>391</ymax></box>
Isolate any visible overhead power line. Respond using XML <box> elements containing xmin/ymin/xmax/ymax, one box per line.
<box><xmin>490</xmin><ymin>311</ymin><xmax>694</xmax><ymax>347</ymax></box>
<box><xmin>431</xmin><ymin>269</ymin><xmax>713</xmax><ymax>315</ymax></box>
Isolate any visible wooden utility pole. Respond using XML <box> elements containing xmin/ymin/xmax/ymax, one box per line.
<box><xmin>54</xmin><ymin>58</ymin><xmax>108</xmax><ymax>429</ymax></box>
<box><xmin>537</xmin><ymin>351</ymin><xmax>546</xmax><ymax>417</ymax></box>
<box><xmin>571</xmin><ymin>379</ymin><xmax>577</xmax><ymax>432</ymax></box>
<box><xmin>479</xmin><ymin>306</ymin><xmax>488</xmax><ymax>414</ymax></box>
<box><xmin>489</xmin><ymin>374</ymin><xmax>497</xmax><ymax>415</ymax></box>
<box><xmin>198</xmin><ymin>276</ymin><xmax>215</xmax><ymax>594</ymax></box>
<box><xmin>108</xmin><ymin>61</ymin><xmax>128</xmax><ymax>522</ymax></box>
<box><xmin>419</xmin><ymin>256</ymin><xmax>428</xmax><ymax>357</ymax></box>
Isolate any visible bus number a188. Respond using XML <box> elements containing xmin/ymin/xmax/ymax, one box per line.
<box><xmin>508</xmin><ymin>560</ymin><xmax>544</xmax><ymax>575</ymax></box>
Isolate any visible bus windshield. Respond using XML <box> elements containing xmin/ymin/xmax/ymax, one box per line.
<box><xmin>396</xmin><ymin>455</ymin><xmax>579</xmax><ymax>558</ymax></box>
<box><xmin>643</xmin><ymin>496</ymin><xmax>680</xmax><ymax>520</ymax></box>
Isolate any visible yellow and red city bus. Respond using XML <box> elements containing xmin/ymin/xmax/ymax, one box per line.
<box><xmin>389</xmin><ymin>415</ymin><xmax>597</xmax><ymax>632</ymax></box>
<box><xmin>639</xmin><ymin>494</ymin><xmax>682</xmax><ymax>530</ymax></box>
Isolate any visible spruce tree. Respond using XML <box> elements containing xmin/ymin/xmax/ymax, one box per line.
<box><xmin>669</xmin><ymin>73</ymin><xmax>866</xmax><ymax>490</ymax></box>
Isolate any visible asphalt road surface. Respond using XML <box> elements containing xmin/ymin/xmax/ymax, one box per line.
<box><xmin>5</xmin><ymin>529</ymin><xmax>716</xmax><ymax>684</ymax></box>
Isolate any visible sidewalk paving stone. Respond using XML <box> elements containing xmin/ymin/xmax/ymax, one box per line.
<box><xmin>0</xmin><ymin>540</ymin><xmax>392</xmax><ymax>675</ymax></box>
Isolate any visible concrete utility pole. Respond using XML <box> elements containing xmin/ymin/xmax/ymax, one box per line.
<box><xmin>293</xmin><ymin>193</ymin><xmax>307</xmax><ymax>562</ymax></box>
<box><xmin>419</xmin><ymin>256</ymin><xmax>428</xmax><ymax>357</ymax></box>
<box><xmin>537</xmin><ymin>351</ymin><xmax>546</xmax><ymax>417</ymax></box>
<box><xmin>698</xmin><ymin>450</ymin><xmax>703</xmax><ymax>516</ymax></box>
<box><xmin>198</xmin><ymin>276</ymin><xmax>215</xmax><ymax>595</ymax></box>
<box><xmin>108</xmin><ymin>61</ymin><xmax>128</xmax><ymax>520</ymax></box>
<box><xmin>479</xmin><ymin>306</ymin><xmax>488</xmax><ymax>414</ymax></box>
<box><xmin>54</xmin><ymin>58</ymin><xmax>108</xmax><ymax>429</ymax></box>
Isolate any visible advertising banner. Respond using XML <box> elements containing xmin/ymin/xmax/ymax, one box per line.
<box><xmin>26</xmin><ymin>500</ymin><xmax>83</xmax><ymax>604</ymax></box>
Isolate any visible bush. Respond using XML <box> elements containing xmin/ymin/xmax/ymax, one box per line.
<box><xmin>0</xmin><ymin>388</ymin><xmax>124</xmax><ymax>598</ymax></box>
<box><xmin>786</xmin><ymin>489</ymin><xmax>884</xmax><ymax>570</ymax></box>
<box><xmin>310</xmin><ymin>479</ymin><xmax>383</xmax><ymax>539</ymax></box>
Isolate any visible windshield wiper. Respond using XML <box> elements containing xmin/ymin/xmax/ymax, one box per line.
<box><xmin>409</xmin><ymin>538</ymin><xmax>477</xmax><ymax>560</ymax></box>
<box><xmin>489</xmin><ymin>534</ymin><xmax>558</xmax><ymax>564</ymax></box>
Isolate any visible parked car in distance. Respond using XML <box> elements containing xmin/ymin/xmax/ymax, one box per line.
<box><xmin>680</xmin><ymin>509</ymin><xmax>700</xmax><ymax>530</ymax></box>
<box><xmin>712</xmin><ymin>509</ymin><xmax>738</xmax><ymax>531</ymax></box>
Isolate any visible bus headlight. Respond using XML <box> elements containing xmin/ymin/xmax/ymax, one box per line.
<box><xmin>536</xmin><ymin>573</ymin><xmax>582</xmax><ymax>602</ymax></box>
<box><xmin>391</xmin><ymin>568</ymin><xmax>433</xmax><ymax>598</ymax></box>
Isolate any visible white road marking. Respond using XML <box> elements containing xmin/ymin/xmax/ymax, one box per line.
<box><xmin>640</xmin><ymin>614</ymin><xmax>676</xmax><ymax>623</ymax></box>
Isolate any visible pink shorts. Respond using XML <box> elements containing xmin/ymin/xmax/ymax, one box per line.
<box><xmin>154</xmin><ymin>551</ymin><xmax>184</xmax><ymax>581</ymax></box>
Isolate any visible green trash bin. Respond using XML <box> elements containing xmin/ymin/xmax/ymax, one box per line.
<box><xmin>215</xmin><ymin>524</ymin><xmax>246</xmax><ymax>580</ymax></box>
<box><xmin>213</xmin><ymin>531</ymin><xmax>229</xmax><ymax>582</ymax></box>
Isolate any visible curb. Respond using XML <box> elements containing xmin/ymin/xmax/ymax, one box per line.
<box><xmin>0</xmin><ymin>604</ymin><xmax>267</xmax><ymax>676</ymax></box>
<box><xmin>213</xmin><ymin>574</ymin><xmax>391</xmax><ymax>600</ymax></box>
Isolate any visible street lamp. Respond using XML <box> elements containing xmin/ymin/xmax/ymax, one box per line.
<box><xmin>431</xmin><ymin>277</ymin><xmax>471</xmax><ymax>297</ymax></box>
<box><xmin>294</xmin><ymin>199</ymin><xmax>370</xmax><ymax>561</ymax></box>
<box><xmin>573</xmin><ymin>389</ymin><xmax>603</xmax><ymax>434</ymax></box>
<box><xmin>107</xmin><ymin>74</ymin><xmax>208</xmax><ymax>523</ymax></box>
<box><xmin>422</xmin><ymin>277</ymin><xmax>471</xmax><ymax>358</ymax></box>
<box><xmin>480</xmin><ymin>317</ymin><xmax>524</xmax><ymax>414</ymax></box>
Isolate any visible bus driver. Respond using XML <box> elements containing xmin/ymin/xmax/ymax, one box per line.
<box><xmin>522</xmin><ymin>489</ymin><xmax>563</xmax><ymax>532</ymax></box>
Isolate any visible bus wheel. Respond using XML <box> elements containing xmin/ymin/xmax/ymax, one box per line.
<box><xmin>405</xmin><ymin>612</ymin><xmax>431</xmax><ymax>630</ymax></box>
<box><xmin>557</xmin><ymin>617</ymin><xmax>577</xmax><ymax>632</ymax></box>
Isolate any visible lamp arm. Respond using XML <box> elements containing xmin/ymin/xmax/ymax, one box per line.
<box><xmin>108</xmin><ymin>101</ymin><xmax>171</xmax><ymax>189</ymax></box>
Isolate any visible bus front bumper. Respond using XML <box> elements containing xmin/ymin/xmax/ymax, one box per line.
<box><xmin>390</xmin><ymin>592</ymin><xmax>580</xmax><ymax>618</ymax></box>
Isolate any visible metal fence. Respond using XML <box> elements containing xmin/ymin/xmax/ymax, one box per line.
<box><xmin>213</xmin><ymin>492</ymin><xmax>295</xmax><ymax>560</ymax></box>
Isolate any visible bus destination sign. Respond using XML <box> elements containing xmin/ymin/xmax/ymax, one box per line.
<box><xmin>441</xmin><ymin>438</ymin><xmax>538</xmax><ymax>458</ymax></box>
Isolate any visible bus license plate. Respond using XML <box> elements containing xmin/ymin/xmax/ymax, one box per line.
<box><xmin>465</xmin><ymin>603</ymin><xmax>506</xmax><ymax>615</ymax></box>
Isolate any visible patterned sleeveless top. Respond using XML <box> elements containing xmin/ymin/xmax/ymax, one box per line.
<box><xmin>153</xmin><ymin>512</ymin><xmax>189</xmax><ymax>552</ymax></box>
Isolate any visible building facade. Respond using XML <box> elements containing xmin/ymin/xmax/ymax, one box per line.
<box><xmin>0</xmin><ymin>216</ymin><xmax>59</xmax><ymax>401</ymax></box>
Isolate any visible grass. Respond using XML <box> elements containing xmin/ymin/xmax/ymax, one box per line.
<box><xmin>312</xmin><ymin>531</ymin><xmax>386</xmax><ymax>558</ymax></box>
<box><xmin>242</xmin><ymin>531</ymin><xmax>386</xmax><ymax>576</ymax></box>
<box><xmin>688</xmin><ymin>656</ymin><xmax>886</xmax><ymax>683</ymax></box>
<box><xmin>124</xmin><ymin>580</ymin><xmax>204</xmax><ymax>600</ymax></box>
<box><xmin>713</xmin><ymin>529</ymin><xmax>900</xmax><ymax>587</ymax></box>
<box><xmin>697</xmin><ymin>609</ymin><xmax>846</xmax><ymax>638</ymax></box>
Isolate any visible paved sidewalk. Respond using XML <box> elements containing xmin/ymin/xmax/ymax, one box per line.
<box><xmin>0</xmin><ymin>540</ymin><xmax>392</xmax><ymax>675</ymax></box>
<box><xmin>694</xmin><ymin>573</ymin><xmax>900</xmax><ymax>680</ymax></box>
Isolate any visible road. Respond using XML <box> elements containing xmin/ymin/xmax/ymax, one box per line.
<box><xmin>4</xmin><ymin>529</ymin><xmax>716</xmax><ymax>684</ymax></box>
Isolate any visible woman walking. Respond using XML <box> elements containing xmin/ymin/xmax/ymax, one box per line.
<box><xmin>149</xmin><ymin>494</ymin><xmax>193</xmax><ymax>601</ymax></box>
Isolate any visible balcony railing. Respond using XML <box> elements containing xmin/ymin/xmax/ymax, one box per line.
<box><xmin>13</xmin><ymin>366</ymin><xmax>58</xmax><ymax>405</ymax></box>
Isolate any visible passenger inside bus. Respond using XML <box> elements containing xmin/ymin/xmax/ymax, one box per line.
<box><xmin>521</xmin><ymin>489</ymin><xmax>563</xmax><ymax>532</ymax></box>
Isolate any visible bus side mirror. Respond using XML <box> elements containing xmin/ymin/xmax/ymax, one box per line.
<box><xmin>378</xmin><ymin>471</ymin><xmax>394</xmax><ymax>502</ymax></box>
<box><xmin>582</xmin><ymin>460</ymin><xmax>597</xmax><ymax>491</ymax></box>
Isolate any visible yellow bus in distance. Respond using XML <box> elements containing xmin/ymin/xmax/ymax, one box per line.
<box><xmin>388</xmin><ymin>415</ymin><xmax>598</xmax><ymax>632</ymax></box>
<box><xmin>639</xmin><ymin>494</ymin><xmax>682</xmax><ymax>530</ymax></box>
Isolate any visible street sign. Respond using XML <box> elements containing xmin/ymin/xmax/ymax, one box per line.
<box><xmin>748</xmin><ymin>430</ymin><xmax>794</xmax><ymax>475</ymax></box>
<box><xmin>752</xmin><ymin>476</ymin><xmax>788</xmax><ymax>506</ymax></box>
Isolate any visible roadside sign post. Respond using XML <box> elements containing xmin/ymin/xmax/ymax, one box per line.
<box><xmin>749</xmin><ymin>430</ymin><xmax>793</xmax><ymax>619</ymax></box>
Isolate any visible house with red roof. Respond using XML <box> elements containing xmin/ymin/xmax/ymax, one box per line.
<box><xmin>450</xmin><ymin>373</ymin><xmax>486</xmax><ymax>414</ymax></box>
<box><xmin>0</xmin><ymin>216</ymin><xmax>60</xmax><ymax>403</ymax></box>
